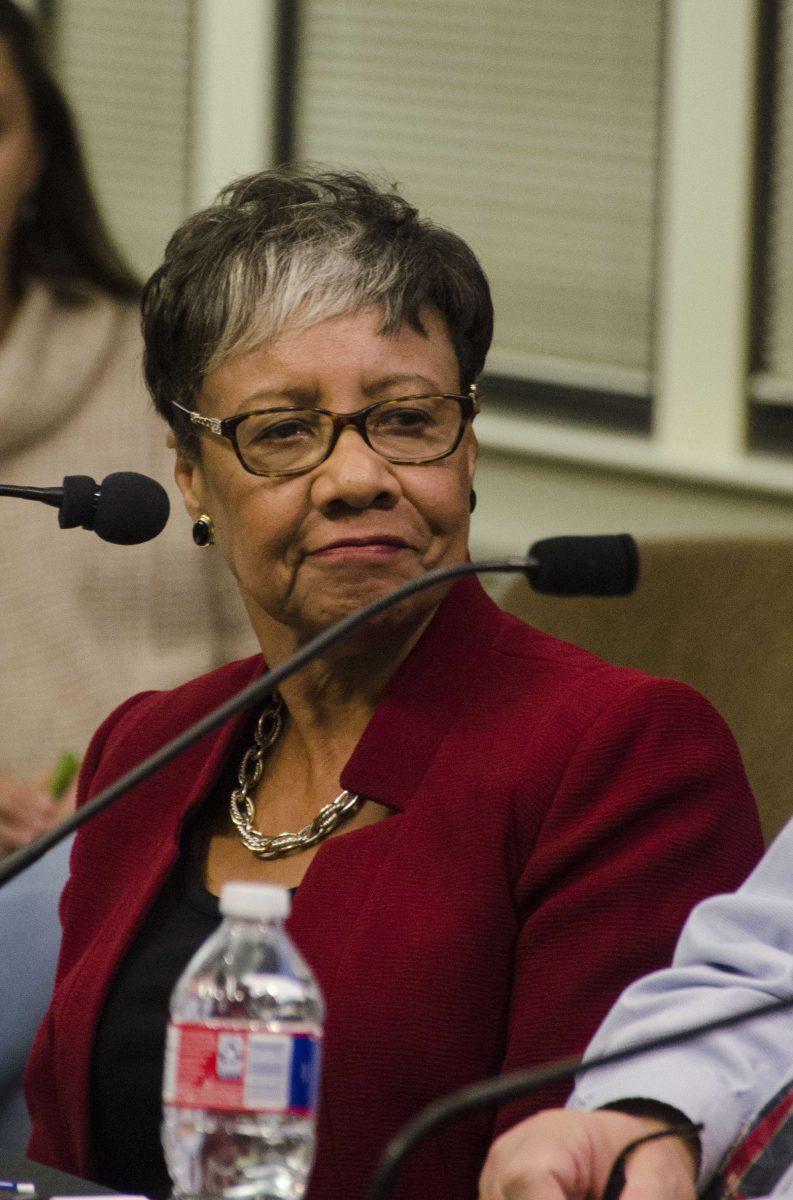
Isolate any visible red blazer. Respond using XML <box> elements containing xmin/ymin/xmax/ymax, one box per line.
<box><xmin>26</xmin><ymin>577</ymin><xmax>763</xmax><ymax>1200</ymax></box>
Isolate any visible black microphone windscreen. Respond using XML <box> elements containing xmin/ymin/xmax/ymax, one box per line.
<box><xmin>93</xmin><ymin>472</ymin><xmax>170</xmax><ymax>544</ymax></box>
<box><xmin>529</xmin><ymin>534</ymin><xmax>639</xmax><ymax>596</ymax></box>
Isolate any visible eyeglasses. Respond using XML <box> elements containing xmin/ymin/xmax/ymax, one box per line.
<box><xmin>172</xmin><ymin>389</ymin><xmax>478</xmax><ymax>477</ymax></box>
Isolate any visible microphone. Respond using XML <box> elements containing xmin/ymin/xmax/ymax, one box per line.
<box><xmin>530</xmin><ymin>534</ymin><xmax>638</xmax><ymax>596</ymax></box>
<box><xmin>366</xmin><ymin>991</ymin><xmax>793</xmax><ymax>1200</ymax></box>
<box><xmin>0</xmin><ymin>472</ymin><xmax>170</xmax><ymax>544</ymax></box>
<box><xmin>0</xmin><ymin>534</ymin><xmax>637</xmax><ymax>889</ymax></box>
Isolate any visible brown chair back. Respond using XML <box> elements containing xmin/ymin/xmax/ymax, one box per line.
<box><xmin>500</xmin><ymin>538</ymin><xmax>793</xmax><ymax>843</ymax></box>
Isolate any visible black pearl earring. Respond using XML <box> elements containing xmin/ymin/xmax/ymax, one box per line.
<box><xmin>192</xmin><ymin>514</ymin><xmax>215</xmax><ymax>547</ymax></box>
<box><xmin>469</xmin><ymin>489</ymin><xmax>477</xmax><ymax>514</ymax></box>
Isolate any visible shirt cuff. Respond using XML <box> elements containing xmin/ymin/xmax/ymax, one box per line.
<box><xmin>567</xmin><ymin>1052</ymin><xmax>755</xmax><ymax>1185</ymax></box>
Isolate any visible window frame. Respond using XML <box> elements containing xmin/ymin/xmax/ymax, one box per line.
<box><xmin>274</xmin><ymin>1</ymin><xmax>783</xmax><ymax>494</ymax></box>
<box><xmin>87</xmin><ymin>0</ymin><xmax>776</xmax><ymax>497</ymax></box>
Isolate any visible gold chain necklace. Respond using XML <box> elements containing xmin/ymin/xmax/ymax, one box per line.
<box><xmin>229</xmin><ymin>694</ymin><xmax>363</xmax><ymax>860</ymax></box>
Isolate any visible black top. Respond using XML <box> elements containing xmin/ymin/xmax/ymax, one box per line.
<box><xmin>89</xmin><ymin>742</ymin><xmax>297</xmax><ymax>1200</ymax></box>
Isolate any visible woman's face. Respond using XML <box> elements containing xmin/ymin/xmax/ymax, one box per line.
<box><xmin>0</xmin><ymin>37</ymin><xmax>41</xmax><ymax>272</ymax></box>
<box><xmin>175</xmin><ymin>305</ymin><xmax>478</xmax><ymax>649</ymax></box>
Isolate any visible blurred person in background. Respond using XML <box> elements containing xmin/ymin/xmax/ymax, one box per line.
<box><xmin>0</xmin><ymin>0</ymin><xmax>252</xmax><ymax>1154</ymax></box>
<box><xmin>0</xmin><ymin>0</ymin><xmax>252</xmax><ymax>856</ymax></box>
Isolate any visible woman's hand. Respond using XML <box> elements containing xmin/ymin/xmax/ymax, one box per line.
<box><xmin>479</xmin><ymin>1109</ymin><xmax>698</xmax><ymax>1200</ymax></box>
<box><xmin>0</xmin><ymin>768</ymin><xmax>75</xmax><ymax>855</ymax></box>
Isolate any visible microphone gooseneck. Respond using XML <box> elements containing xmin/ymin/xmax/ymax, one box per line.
<box><xmin>0</xmin><ymin>482</ymin><xmax>63</xmax><ymax>507</ymax></box>
<box><xmin>0</xmin><ymin>535</ymin><xmax>637</xmax><ymax>891</ymax></box>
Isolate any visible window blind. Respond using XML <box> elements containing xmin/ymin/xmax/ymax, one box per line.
<box><xmin>294</xmin><ymin>0</ymin><xmax>663</xmax><ymax>391</ymax></box>
<box><xmin>53</xmin><ymin>0</ymin><xmax>195</xmax><ymax>278</ymax></box>
<box><xmin>752</xmin><ymin>0</ymin><xmax>793</xmax><ymax>407</ymax></box>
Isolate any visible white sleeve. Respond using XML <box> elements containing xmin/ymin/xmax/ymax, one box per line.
<box><xmin>569</xmin><ymin>816</ymin><xmax>793</xmax><ymax>1184</ymax></box>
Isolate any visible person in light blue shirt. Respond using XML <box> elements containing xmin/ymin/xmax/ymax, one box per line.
<box><xmin>479</xmin><ymin>816</ymin><xmax>793</xmax><ymax>1200</ymax></box>
<box><xmin>0</xmin><ymin>837</ymin><xmax>71</xmax><ymax>1152</ymax></box>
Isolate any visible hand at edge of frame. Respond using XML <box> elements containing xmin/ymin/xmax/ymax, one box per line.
<box><xmin>0</xmin><ymin>767</ymin><xmax>76</xmax><ymax>856</ymax></box>
<box><xmin>478</xmin><ymin>1107</ymin><xmax>698</xmax><ymax>1200</ymax></box>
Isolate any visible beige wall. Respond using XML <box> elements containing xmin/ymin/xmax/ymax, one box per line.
<box><xmin>471</xmin><ymin>446</ymin><xmax>793</xmax><ymax>597</ymax></box>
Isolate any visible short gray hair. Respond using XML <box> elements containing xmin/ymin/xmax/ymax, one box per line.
<box><xmin>142</xmin><ymin>168</ymin><xmax>493</xmax><ymax>455</ymax></box>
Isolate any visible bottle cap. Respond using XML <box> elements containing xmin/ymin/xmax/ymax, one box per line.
<box><xmin>220</xmin><ymin>882</ymin><xmax>291</xmax><ymax>920</ymax></box>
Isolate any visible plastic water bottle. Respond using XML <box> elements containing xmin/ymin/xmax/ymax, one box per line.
<box><xmin>162</xmin><ymin>882</ymin><xmax>324</xmax><ymax>1200</ymax></box>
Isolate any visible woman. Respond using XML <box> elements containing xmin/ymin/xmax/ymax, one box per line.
<box><xmin>0</xmin><ymin>0</ymin><xmax>251</xmax><ymax>854</ymax></box>
<box><xmin>26</xmin><ymin>170</ymin><xmax>763</xmax><ymax>1200</ymax></box>
<box><xmin>0</xmin><ymin>0</ymin><xmax>254</xmax><ymax>1154</ymax></box>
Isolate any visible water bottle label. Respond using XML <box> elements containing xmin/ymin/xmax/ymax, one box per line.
<box><xmin>164</xmin><ymin>1021</ymin><xmax>321</xmax><ymax>1115</ymax></box>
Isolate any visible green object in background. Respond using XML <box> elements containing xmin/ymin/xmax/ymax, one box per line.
<box><xmin>50</xmin><ymin>751</ymin><xmax>80</xmax><ymax>799</ymax></box>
